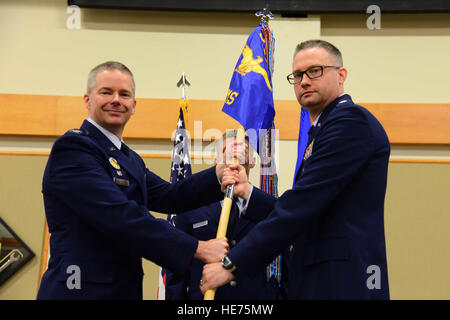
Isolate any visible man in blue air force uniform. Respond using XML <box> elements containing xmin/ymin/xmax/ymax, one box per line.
<box><xmin>201</xmin><ymin>40</ymin><xmax>391</xmax><ymax>300</ymax></box>
<box><xmin>165</xmin><ymin>131</ymin><xmax>285</xmax><ymax>300</ymax></box>
<box><xmin>37</xmin><ymin>61</ymin><xmax>231</xmax><ymax>300</ymax></box>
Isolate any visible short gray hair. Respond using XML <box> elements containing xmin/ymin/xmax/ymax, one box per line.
<box><xmin>221</xmin><ymin>129</ymin><xmax>249</xmax><ymax>142</ymax></box>
<box><xmin>294</xmin><ymin>40</ymin><xmax>343</xmax><ymax>66</ymax></box>
<box><xmin>217</xmin><ymin>129</ymin><xmax>252</xmax><ymax>153</ymax></box>
<box><xmin>86</xmin><ymin>61</ymin><xmax>135</xmax><ymax>96</ymax></box>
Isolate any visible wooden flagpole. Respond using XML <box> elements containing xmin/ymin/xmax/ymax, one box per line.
<box><xmin>203</xmin><ymin>7</ymin><xmax>273</xmax><ymax>300</ymax></box>
<box><xmin>203</xmin><ymin>125</ymin><xmax>245</xmax><ymax>300</ymax></box>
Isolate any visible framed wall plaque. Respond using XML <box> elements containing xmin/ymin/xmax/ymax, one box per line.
<box><xmin>0</xmin><ymin>218</ymin><xmax>35</xmax><ymax>286</ymax></box>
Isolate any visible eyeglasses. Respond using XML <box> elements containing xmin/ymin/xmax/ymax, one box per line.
<box><xmin>286</xmin><ymin>65</ymin><xmax>341</xmax><ymax>85</ymax></box>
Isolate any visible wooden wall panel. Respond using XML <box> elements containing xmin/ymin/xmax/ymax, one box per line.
<box><xmin>363</xmin><ymin>103</ymin><xmax>450</xmax><ymax>145</ymax></box>
<box><xmin>1</xmin><ymin>93</ymin><xmax>449</xmax><ymax>144</ymax></box>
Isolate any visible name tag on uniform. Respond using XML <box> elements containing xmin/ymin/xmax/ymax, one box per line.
<box><xmin>113</xmin><ymin>177</ymin><xmax>130</xmax><ymax>187</ymax></box>
<box><xmin>193</xmin><ymin>220</ymin><xmax>208</xmax><ymax>229</ymax></box>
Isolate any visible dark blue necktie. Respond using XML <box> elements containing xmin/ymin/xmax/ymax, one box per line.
<box><xmin>296</xmin><ymin>125</ymin><xmax>317</xmax><ymax>175</ymax></box>
<box><xmin>120</xmin><ymin>143</ymin><xmax>130</xmax><ymax>157</ymax></box>
<box><xmin>226</xmin><ymin>199</ymin><xmax>240</xmax><ymax>238</ymax></box>
<box><xmin>306</xmin><ymin>125</ymin><xmax>317</xmax><ymax>148</ymax></box>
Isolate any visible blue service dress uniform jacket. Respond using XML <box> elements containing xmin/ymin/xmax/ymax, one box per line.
<box><xmin>165</xmin><ymin>200</ymin><xmax>283</xmax><ymax>300</ymax></box>
<box><xmin>37</xmin><ymin>120</ymin><xmax>223</xmax><ymax>300</ymax></box>
<box><xmin>228</xmin><ymin>94</ymin><xmax>391</xmax><ymax>299</ymax></box>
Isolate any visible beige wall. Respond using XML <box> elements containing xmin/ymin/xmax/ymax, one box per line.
<box><xmin>2</xmin><ymin>2</ymin><xmax>449</xmax><ymax>102</ymax></box>
<box><xmin>385</xmin><ymin>163</ymin><xmax>450</xmax><ymax>299</ymax></box>
<box><xmin>0</xmin><ymin>156</ymin><xmax>48</xmax><ymax>299</ymax></box>
<box><xmin>0</xmin><ymin>0</ymin><xmax>449</xmax><ymax>299</ymax></box>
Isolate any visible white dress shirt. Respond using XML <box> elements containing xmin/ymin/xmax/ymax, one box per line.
<box><xmin>87</xmin><ymin>118</ymin><xmax>124</xmax><ymax>150</ymax></box>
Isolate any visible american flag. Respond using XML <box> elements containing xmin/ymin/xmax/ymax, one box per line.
<box><xmin>157</xmin><ymin>100</ymin><xmax>191</xmax><ymax>300</ymax></box>
<box><xmin>169</xmin><ymin>104</ymin><xmax>192</xmax><ymax>186</ymax></box>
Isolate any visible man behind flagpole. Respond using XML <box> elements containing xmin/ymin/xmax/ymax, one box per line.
<box><xmin>165</xmin><ymin>130</ymin><xmax>285</xmax><ymax>300</ymax></box>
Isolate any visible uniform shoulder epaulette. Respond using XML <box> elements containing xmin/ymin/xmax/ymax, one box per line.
<box><xmin>68</xmin><ymin>129</ymin><xmax>88</xmax><ymax>135</ymax></box>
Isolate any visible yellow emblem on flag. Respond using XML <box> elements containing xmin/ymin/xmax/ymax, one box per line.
<box><xmin>235</xmin><ymin>45</ymin><xmax>272</xmax><ymax>92</ymax></box>
<box><xmin>109</xmin><ymin>157</ymin><xmax>120</xmax><ymax>170</ymax></box>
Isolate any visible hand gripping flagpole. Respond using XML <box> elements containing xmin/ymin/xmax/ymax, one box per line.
<box><xmin>203</xmin><ymin>126</ymin><xmax>245</xmax><ymax>301</ymax></box>
<box><xmin>203</xmin><ymin>8</ymin><xmax>274</xmax><ymax>301</ymax></box>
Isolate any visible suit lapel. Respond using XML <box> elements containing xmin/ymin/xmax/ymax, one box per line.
<box><xmin>80</xmin><ymin>120</ymin><xmax>146</xmax><ymax>200</ymax></box>
<box><xmin>294</xmin><ymin>94</ymin><xmax>353</xmax><ymax>183</ymax></box>
<box><xmin>110</xmin><ymin>148</ymin><xmax>144</xmax><ymax>190</ymax></box>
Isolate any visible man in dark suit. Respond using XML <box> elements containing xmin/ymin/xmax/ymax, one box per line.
<box><xmin>165</xmin><ymin>131</ymin><xmax>284</xmax><ymax>300</ymax></box>
<box><xmin>201</xmin><ymin>40</ymin><xmax>391</xmax><ymax>300</ymax></box>
<box><xmin>37</xmin><ymin>61</ymin><xmax>231</xmax><ymax>300</ymax></box>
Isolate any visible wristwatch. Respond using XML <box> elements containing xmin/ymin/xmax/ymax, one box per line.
<box><xmin>222</xmin><ymin>255</ymin><xmax>238</xmax><ymax>276</ymax></box>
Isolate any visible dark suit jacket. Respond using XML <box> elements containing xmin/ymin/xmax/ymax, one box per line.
<box><xmin>37</xmin><ymin>120</ymin><xmax>223</xmax><ymax>300</ymax></box>
<box><xmin>228</xmin><ymin>94</ymin><xmax>391</xmax><ymax>299</ymax></box>
<box><xmin>165</xmin><ymin>200</ymin><xmax>283</xmax><ymax>300</ymax></box>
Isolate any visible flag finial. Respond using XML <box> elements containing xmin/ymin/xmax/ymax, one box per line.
<box><xmin>255</xmin><ymin>7</ymin><xmax>274</xmax><ymax>24</ymax></box>
<box><xmin>176</xmin><ymin>72</ymin><xmax>191</xmax><ymax>100</ymax></box>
